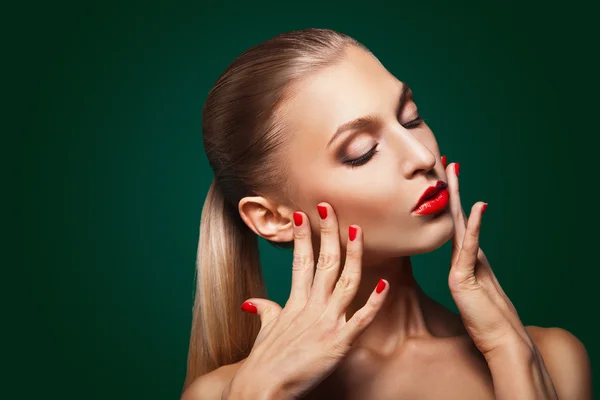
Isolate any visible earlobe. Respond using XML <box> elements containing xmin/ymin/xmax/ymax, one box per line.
<box><xmin>238</xmin><ymin>196</ymin><xmax>294</xmax><ymax>243</ymax></box>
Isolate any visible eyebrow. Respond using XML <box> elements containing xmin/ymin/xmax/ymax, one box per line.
<box><xmin>326</xmin><ymin>83</ymin><xmax>411</xmax><ymax>149</ymax></box>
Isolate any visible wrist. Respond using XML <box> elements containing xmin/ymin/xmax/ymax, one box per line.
<box><xmin>485</xmin><ymin>337</ymin><xmax>536</xmax><ymax>367</ymax></box>
<box><xmin>486</xmin><ymin>341</ymin><xmax>557</xmax><ymax>400</ymax></box>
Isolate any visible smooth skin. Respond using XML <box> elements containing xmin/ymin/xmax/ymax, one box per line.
<box><xmin>182</xmin><ymin>46</ymin><xmax>592</xmax><ymax>399</ymax></box>
<box><xmin>185</xmin><ymin>168</ymin><xmax>592</xmax><ymax>399</ymax></box>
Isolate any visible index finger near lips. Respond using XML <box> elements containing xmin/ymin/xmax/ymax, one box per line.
<box><xmin>446</xmin><ymin>162</ymin><xmax>467</xmax><ymax>234</ymax></box>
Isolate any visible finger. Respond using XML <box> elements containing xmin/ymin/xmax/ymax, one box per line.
<box><xmin>308</xmin><ymin>203</ymin><xmax>342</xmax><ymax>304</ymax></box>
<box><xmin>335</xmin><ymin>278</ymin><xmax>388</xmax><ymax>346</ymax></box>
<box><xmin>447</xmin><ymin>162</ymin><xmax>466</xmax><ymax>226</ymax></box>
<box><xmin>450</xmin><ymin>202</ymin><xmax>487</xmax><ymax>286</ymax></box>
<box><xmin>324</xmin><ymin>224</ymin><xmax>363</xmax><ymax>319</ymax></box>
<box><xmin>288</xmin><ymin>211</ymin><xmax>314</xmax><ymax>306</ymax></box>
<box><xmin>241</xmin><ymin>298</ymin><xmax>283</xmax><ymax>332</ymax></box>
<box><xmin>446</xmin><ymin>162</ymin><xmax>467</xmax><ymax>260</ymax></box>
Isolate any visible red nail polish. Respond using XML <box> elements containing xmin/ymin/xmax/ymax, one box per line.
<box><xmin>241</xmin><ymin>301</ymin><xmax>257</xmax><ymax>314</ymax></box>
<box><xmin>376</xmin><ymin>279</ymin><xmax>386</xmax><ymax>294</ymax></box>
<box><xmin>349</xmin><ymin>225</ymin><xmax>358</xmax><ymax>241</ymax></box>
<box><xmin>481</xmin><ymin>203</ymin><xmax>488</xmax><ymax>215</ymax></box>
<box><xmin>454</xmin><ymin>163</ymin><xmax>460</xmax><ymax>176</ymax></box>
<box><xmin>293</xmin><ymin>212</ymin><xmax>303</xmax><ymax>226</ymax></box>
<box><xmin>441</xmin><ymin>155</ymin><xmax>447</xmax><ymax>168</ymax></box>
<box><xmin>318</xmin><ymin>205</ymin><xmax>328</xmax><ymax>219</ymax></box>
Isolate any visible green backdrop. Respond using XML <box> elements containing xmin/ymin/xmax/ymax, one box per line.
<box><xmin>21</xmin><ymin>0</ymin><xmax>598</xmax><ymax>398</ymax></box>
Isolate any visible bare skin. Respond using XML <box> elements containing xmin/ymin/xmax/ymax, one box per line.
<box><xmin>182</xmin><ymin>45</ymin><xmax>592</xmax><ymax>399</ymax></box>
<box><xmin>185</xmin><ymin>325</ymin><xmax>588</xmax><ymax>399</ymax></box>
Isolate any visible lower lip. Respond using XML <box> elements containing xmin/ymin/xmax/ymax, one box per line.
<box><xmin>413</xmin><ymin>189</ymin><xmax>450</xmax><ymax>215</ymax></box>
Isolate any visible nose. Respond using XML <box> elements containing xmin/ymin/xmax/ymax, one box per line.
<box><xmin>392</xmin><ymin>128</ymin><xmax>437</xmax><ymax>178</ymax></box>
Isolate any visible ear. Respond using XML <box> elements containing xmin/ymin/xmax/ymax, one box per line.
<box><xmin>238</xmin><ymin>196</ymin><xmax>294</xmax><ymax>243</ymax></box>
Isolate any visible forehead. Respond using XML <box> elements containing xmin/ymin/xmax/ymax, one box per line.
<box><xmin>282</xmin><ymin>46</ymin><xmax>402</xmax><ymax>153</ymax></box>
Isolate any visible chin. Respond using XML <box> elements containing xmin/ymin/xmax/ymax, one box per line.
<box><xmin>412</xmin><ymin>211</ymin><xmax>455</xmax><ymax>254</ymax></box>
<box><xmin>365</xmin><ymin>211</ymin><xmax>455</xmax><ymax>259</ymax></box>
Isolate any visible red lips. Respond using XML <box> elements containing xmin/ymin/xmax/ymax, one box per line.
<box><xmin>415</xmin><ymin>180</ymin><xmax>447</xmax><ymax>206</ymax></box>
<box><xmin>412</xmin><ymin>180</ymin><xmax>449</xmax><ymax>215</ymax></box>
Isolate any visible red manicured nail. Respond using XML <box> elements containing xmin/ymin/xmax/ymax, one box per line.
<box><xmin>318</xmin><ymin>205</ymin><xmax>328</xmax><ymax>219</ymax></box>
<box><xmin>349</xmin><ymin>225</ymin><xmax>358</xmax><ymax>241</ymax></box>
<box><xmin>454</xmin><ymin>163</ymin><xmax>460</xmax><ymax>176</ymax></box>
<box><xmin>482</xmin><ymin>203</ymin><xmax>488</xmax><ymax>215</ymax></box>
<box><xmin>241</xmin><ymin>301</ymin><xmax>257</xmax><ymax>314</ymax></box>
<box><xmin>441</xmin><ymin>155</ymin><xmax>447</xmax><ymax>168</ymax></box>
<box><xmin>293</xmin><ymin>212</ymin><xmax>303</xmax><ymax>226</ymax></box>
<box><xmin>376</xmin><ymin>279</ymin><xmax>386</xmax><ymax>294</ymax></box>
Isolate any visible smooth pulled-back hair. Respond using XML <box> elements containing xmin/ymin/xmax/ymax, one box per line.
<box><xmin>184</xmin><ymin>28</ymin><xmax>367</xmax><ymax>391</ymax></box>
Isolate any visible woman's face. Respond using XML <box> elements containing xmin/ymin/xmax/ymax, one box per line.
<box><xmin>280</xmin><ymin>45</ymin><xmax>455</xmax><ymax>260</ymax></box>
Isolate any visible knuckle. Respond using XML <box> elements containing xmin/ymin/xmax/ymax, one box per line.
<box><xmin>292</xmin><ymin>252</ymin><xmax>313</xmax><ymax>271</ymax></box>
<box><xmin>317</xmin><ymin>252</ymin><xmax>340</xmax><ymax>270</ymax></box>
<box><xmin>345</xmin><ymin>244</ymin><xmax>361</xmax><ymax>260</ymax></box>
<box><xmin>319</xmin><ymin>221</ymin><xmax>335</xmax><ymax>233</ymax></box>
<box><xmin>262</xmin><ymin>307</ymin><xmax>281</xmax><ymax>322</ymax></box>
<box><xmin>293</xmin><ymin>228</ymin><xmax>310</xmax><ymax>241</ymax></box>
<box><xmin>352</xmin><ymin>306</ymin><xmax>375</xmax><ymax>329</ymax></box>
<box><xmin>335</xmin><ymin>272</ymin><xmax>357</xmax><ymax>292</ymax></box>
<box><xmin>351</xmin><ymin>310</ymin><xmax>369</xmax><ymax>329</ymax></box>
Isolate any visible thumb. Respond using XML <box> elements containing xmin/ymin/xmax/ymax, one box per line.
<box><xmin>241</xmin><ymin>298</ymin><xmax>282</xmax><ymax>329</ymax></box>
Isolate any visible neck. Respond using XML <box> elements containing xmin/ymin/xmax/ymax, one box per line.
<box><xmin>345</xmin><ymin>255</ymin><xmax>464</xmax><ymax>357</ymax></box>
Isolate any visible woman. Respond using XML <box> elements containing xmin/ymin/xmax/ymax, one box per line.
<box><xmin>181</xmin><ymin>28</ymin><xmax>591</xmax><ymax>399</ymax></box>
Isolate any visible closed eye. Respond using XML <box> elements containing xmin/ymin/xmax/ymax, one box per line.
<box><xmin>403</xmin><ymin>116</ymin><xmax>424</xmax><ymax>129</ymax></box>
<box><xmin>342</xmin><ymin>144</ymin><xmax>379</xmax><ymax>168</ymax></box>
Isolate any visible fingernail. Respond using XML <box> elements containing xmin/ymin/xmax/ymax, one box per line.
<box><xmin>376</xmin><ymin>279</ymin><xmax>386</xmax><ymax>294</ymax></box>
<box><xmin>482</xmin><ymin>203</ymin><xmax>488</xmax><ymax>215</ymax></box>
<box><xmin>241</xmin><ymin>301</ymin><xmax>257</xmax><ymax>314</ymax></box>
<box><xmin>349</xmin><ymin>225</ymin><xmax>358</xmax><ymax>241</ymax></box>
<box><xmin>441</xmin><ymin>155</ymin><xmax>447</xmax><ymax>168</ymax></box>
<box><xmin>293</xmin><ymin>212</ymin><xmax>303</xmax><ymax>226</ymax></box>
<box><xmin>454</xmin><ymin>163</ymin><xmax>460</xmax><ymax>176</ymax></box>
<box><xmin>318</xmin><ymin>204</ymin><xmax>328</xmax><ymax>219</ymax></box>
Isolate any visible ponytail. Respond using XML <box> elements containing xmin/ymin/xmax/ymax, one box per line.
<box><xmin>183</xmin><ymin>179</ymin><xmax>266</xmax><ymax>390</ymax></box>
<box><xmin>183</xmin><ymin>28</ymin><xmax>361</xmax><ymax>392</ymax></box>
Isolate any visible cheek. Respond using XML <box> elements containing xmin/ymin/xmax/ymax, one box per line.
<box><xmin>332</xmin><ymin>187</ymin><xmax>406</xmax><ymax>236</ymax></box>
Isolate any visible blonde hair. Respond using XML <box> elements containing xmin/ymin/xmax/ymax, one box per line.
<box><xmin>183</xmin><ymin>28</ymin><xmax>366</xmax><ymax>391</ymax></box>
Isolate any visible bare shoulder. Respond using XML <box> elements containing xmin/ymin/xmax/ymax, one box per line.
<box><xmin>181</xmin><ymin>359</ymin><xmax>246</xmax><ymax>400</ymax></box>
<box><xmin>525</xmin><ymin>325</ymin><xmax>592</xmax><ymax>400</ymax></box>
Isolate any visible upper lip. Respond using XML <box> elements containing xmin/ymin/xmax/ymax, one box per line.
<box><xmin>413</xmin><ymin>180</ymin><xmax>448</xmax><ymax>210</ymax></box>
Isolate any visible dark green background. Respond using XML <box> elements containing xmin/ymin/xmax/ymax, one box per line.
<box><xmin>20</xmin><ymin>0</ymin><xmax>598</xmax><ymax>398</ymax></box>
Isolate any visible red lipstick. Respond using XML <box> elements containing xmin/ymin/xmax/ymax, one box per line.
<box><xmin>413</xmin><ymin>180</ymin><xmax>449</xmax><ymax>215</ymax></box>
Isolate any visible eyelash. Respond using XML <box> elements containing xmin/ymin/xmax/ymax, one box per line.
<box><xmin>403</xmin><ymin>115</ymin><xmax>424</xmax><ymax>129</ymax></box>
<box><xmin>342</xmin><ymin>144</ymin><xmax>379</xmax><ymax>168</ymax></box>
<box><xmin>342</xmin><ymin>115</ymin><xmax>424</xmax><ymax>168</ymax></box>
